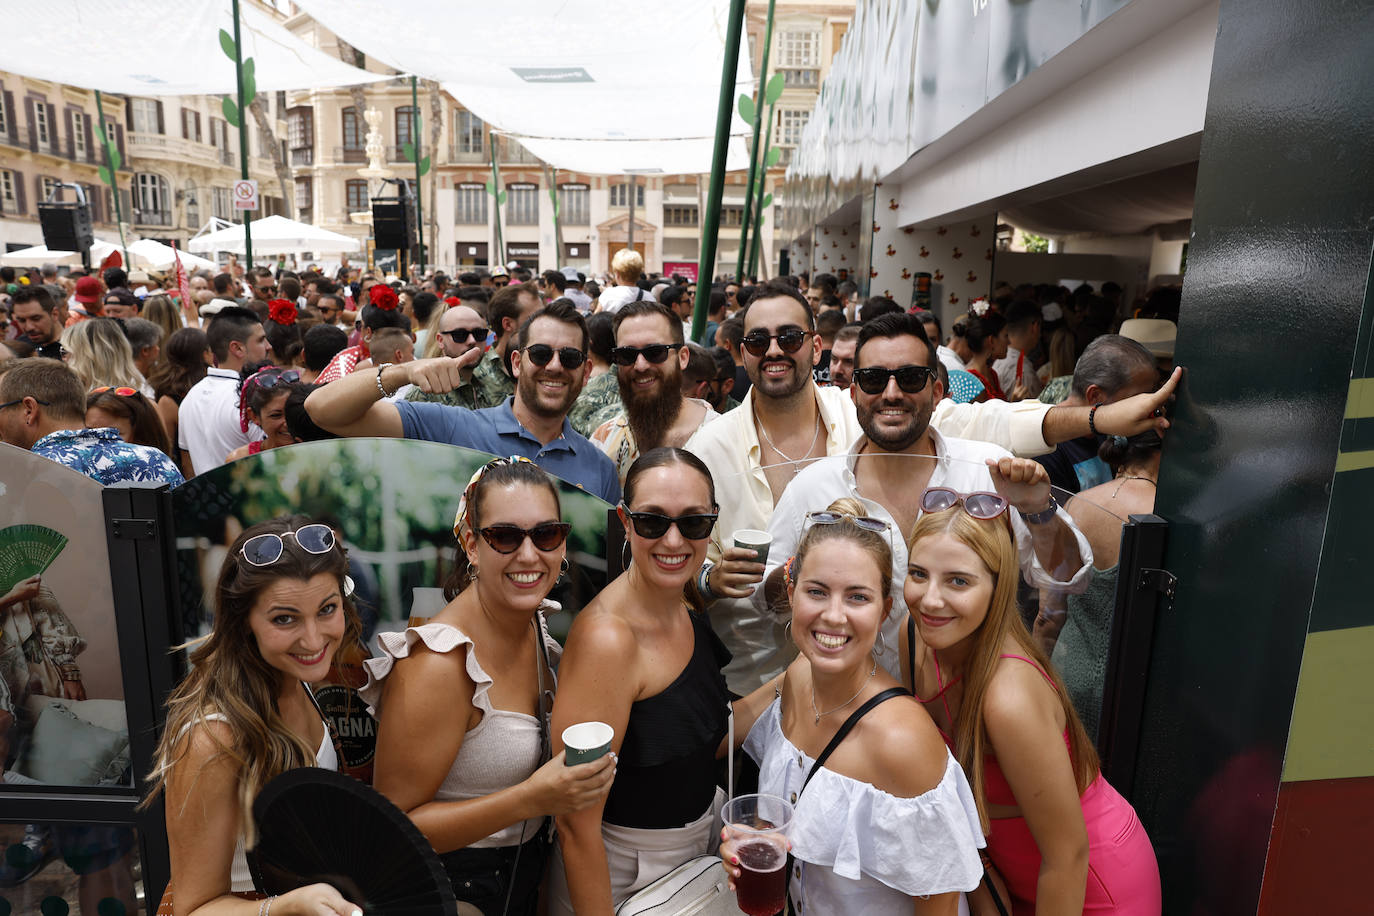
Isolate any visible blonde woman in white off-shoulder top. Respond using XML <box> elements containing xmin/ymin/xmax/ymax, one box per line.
<box><xmin>366</xmin><ymin>457</ymin><xmax>615</xmax><ymax>916</ymax></box>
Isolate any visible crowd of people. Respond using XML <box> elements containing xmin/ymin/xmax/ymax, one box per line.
<box><xmin>0</xmin><ymin>248</ymin><xmax>1184</xmax><ymax>915</ymax></box>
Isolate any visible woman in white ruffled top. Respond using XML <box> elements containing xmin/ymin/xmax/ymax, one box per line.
<box><xmin>723</xmin><ymin>498</ymin><xmax>986</xmax><ymax>915</ymax></box>
<box><xmin>362</xmin><ymin>457</ymin><xmax>615</xmax><ymax>916</ymax></box>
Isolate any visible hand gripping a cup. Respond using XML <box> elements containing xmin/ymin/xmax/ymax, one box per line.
<box><xmin>718</xmin><ymin>793</ymin><xmax>793</xmax><ymax>916</ymax></box>
<box><xmin>709</xmin><ymin>529</ymin><xmax>773</xmax><ymax>599</ymax></box>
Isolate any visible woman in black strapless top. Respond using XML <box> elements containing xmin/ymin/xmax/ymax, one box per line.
<box><xmin>549</xmin><ymin>447</ymin><xmax>731</xmax><ymax>915</ymax></box>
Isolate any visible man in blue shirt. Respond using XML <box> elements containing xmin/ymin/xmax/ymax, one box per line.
<box><xmin>0</xmin><ymin>360</ymin><xmax>184</xmax><ymax>487</ymax></box>
<box><xmin>305</xmin><ymin>300</ymin><xmax>620</xmax><ymax>504</ymax></box>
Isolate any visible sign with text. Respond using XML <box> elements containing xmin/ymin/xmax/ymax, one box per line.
<box><xmin>663</xmin><ymin>261</ymin><xmax>699</xmax><ymax>282</ymax></box>
<box><xmin>232</xmin><ymin>179</ymin><xmax>259</xmax><ymax>211</ymax></box>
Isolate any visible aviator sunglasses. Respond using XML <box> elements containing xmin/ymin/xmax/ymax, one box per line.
<box><xmin>852</xmin><ymin>364</ymin><xmax>934</xmax><ymax>395</ymax></box>
<box><xmin>521</xmin><ymin>344</ymin><xmax>587</xmax><ymax>370</ymax></box>
<box><xmin>740</xmin><ymin>327</ymin><xmax>811</xmax><ymax>357</ymax></box>
<box><xmin>920</xmin><ymin>487</ymin><xmax>1009</xmax><ymax>519</ymax></box>
<box><xmin>478</xmin><ymin>522</ymin><xmax>573</xmax><ymax>554</ymax></box>
<box><xmin>610</xmin><ymin>343</ymin><xmax>682</xmax><ymax>367</ymax></box>
<box><xmin>240</xmin><ymin>523</ymin><xmax>336</xmax><ymax>566</ymax></box>
<box><xmin>620</xmin><ymin>505</ymin><xmax>719</xmax><ymax>540</ymax></box>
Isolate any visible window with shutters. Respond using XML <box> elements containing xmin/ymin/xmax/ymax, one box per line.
<box><xmin>664</xmin><ymin>206</ymin><xmax>699</xmax><ymax>227</ymax></box>
<box><xmin>609</xmin><ymin>183</ymin><xmax>645</xmax><ymax>208</ymax></box>
<box><xmin>395</xmin><ymin>106</ymin><xmax>417</xmax><ymax>148</ymax></box>
<box><xmin>288</xmin><ymin>108</ymin><xmax>313</xmax><ymax>148</ymax></box>
<box><xmin>104</xmin><ymin>118</ymin><xmax>117</xmax><ymax>147</ymax></box>
<box><xmin>212</xmin><ymin>187</ymin><xmax>232</xmax><ymax>220</ymax></box>
<box><xmin>131</xmin><ymin>98</ymin><xmax>161</xmax><ymax>134</ymax></box>
<box><xmin>558</xmin><ymin>185</ymin><xmax>589</xmax><ymax>225</ymax></box>
<box><xmin>342</xmin><ymin>107</ymin><xmax>362</xmax><ymax>150</ymax></box>
<box><xmin>721</xmin><ymin>206</ymin><xmax>744</xmax><ymax>228</ymax></box>
<box><xmin>0</xmin><ymin>170</ymin><xmax>15</xmax><ymax>215</ymax></box>
<box><xmin>184</xmin><ymin>182</ymin><xmax>198</xmax><ymax>227</ymax></box>
<box><xmin>0</xmin><ymin>95</ymin><xmax>8</xmax><ymax>135</ymax></box>
<box><xmin>775</xmin><ymin>108</ymin><xmax>810</xmax><ymax>146</ymax></box>
<box><xmin>40</xmin><ymin>176</ymin><xmax>62</xmax><ymax>202</ymax></box>
<box><xmin>33</xmin><ymin>101</ymin><xmax>50</xmax><ymax>146</ymax></box>
<box><xmin>294</xmin><ymin>177</ymin><xmax>312</xmax><ymax>213</ymax></box>
<box><xmin>506</xmin><ymin>183</ymin><xmax>539</xmax><ymax>226</ymax></box>
<box><xmin>454</xmin><ymin>110</ymin><xmax>483</xmax><ymax>156</ymax></box>
<box><xmin>345</xmin><ymin>179</ymin><xmax>369</xmax><ymax>212</ymax></box>
<box><xmin>778</xmin><ymin>30</ymin><xmax>820</xmax><ymax>67</ymax></box>
<box><xmin>456</xmin><ymin>184</ymin><xmax>487</xmax><ymax>224</ymax></box>
<box><xmin>71</xmin><ymin>111</ymin><xmax>86</xmax><ymax>159</ymax></box>
<box><xmin>134</xmin><ymin>173</ymin><xmax>170</xmax><ymax>224</ymax></box>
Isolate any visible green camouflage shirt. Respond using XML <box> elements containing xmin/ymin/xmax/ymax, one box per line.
<box><xmin>472</xmin><ymin>348</ymin><xmax>515</xmax><ymax>409</ymax></box>
<box><xmin>568</xmin><ymin>368</ymin><xmax>623</xmax><ymax>437</ymax></box>
<box><xmin>404</xmin><ymin>379</ymin><xmax>481</xmax><ymax>411</ymax></box>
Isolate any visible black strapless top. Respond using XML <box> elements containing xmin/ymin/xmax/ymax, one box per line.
<box><xmin>602</xmin><ymin>611</ymin><xmax>732</xmax><ymax>829</ymax></box>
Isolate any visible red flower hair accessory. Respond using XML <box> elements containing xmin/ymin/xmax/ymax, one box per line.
<box><xmin>444</xmin><ymin>296</ymin><xmax>461</xmax><ymax>307</ymax></box>
<box><xmin>369</xmin><ymin>285</ymin><xmax>399</xmax><ymax>311</ymax></box>
<box><xmin>268</xmin><ymin>298</ymin><xmax>298</xmax><ymax>325</ymax></box>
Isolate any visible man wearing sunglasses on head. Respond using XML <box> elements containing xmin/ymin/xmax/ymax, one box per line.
<box><xmin>748</xmin><ymin>312</ymin><xmax>1095</xmax><ymax>683</ymax></box>
<box><xmin>589</xmin><ymin>301</ymin><xmax>723</xmax><ymax>484</ymax></box>
<box><xmin>305</xmin><ymin>300</ymin><xmax>620</xmax><ymax>504</ymax></box>
<box><xmin>686</xmin><ymin>284</ymin><xmax>1181</xmax><ymax>693</ymax></box>
<box><xmin>403</xmin><ymin>304</ymin><xmax>490</xmax><ymax>410</ymax></box>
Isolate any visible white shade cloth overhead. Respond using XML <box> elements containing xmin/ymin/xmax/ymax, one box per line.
<box><xmin>291</xmin><ymin>0</ymin><xmax>754</xmax><ymax>175</ymax></box>
<box><xmin>0</xmin><ymin>240</ymin><xmax>120</xmax><ymax>267</ymax></box>
<box><xmin>126</xmin><ymin>239</ymin><xmax>218</xmax><ymax>272</ymax></box>
<box><xmin>187</xmin><ymin>215</ymin><xmax>361</xmax><ymax>256</ymax></box>
<box><xmin>0</xmin><ymin>0</ymin><xmax>385</xmax><ymax>95</ymax></box>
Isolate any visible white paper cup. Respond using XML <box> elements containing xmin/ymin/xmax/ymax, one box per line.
<box><xmin>562</xmin><ymin>721</ymin><xmax>614</xmax><ymax>765</ymax></box>
<box><xmin>733</xmin><ymin>529</ymin><xmax>773</xmax><ymax>565</ymax></box>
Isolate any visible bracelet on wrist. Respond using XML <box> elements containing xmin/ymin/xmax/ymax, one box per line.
<box><xmin>1021</xmin><ymin>494</ymin><xmax>1060</xmax><ymax>525</ymax></box>
<box><xmin>1088</xmin><ymin>403</ymin><xmax>1100</xmax><ymax>436</ymax></box>
<box><xmin>697</xmin><ymin>562</ymin><xmax>718</xmax><ymax>602</ymax></box>
<box><xmin>375</xmin><ymin>362</ymin><xmax>398</xmax><ymax>398</ymax></box>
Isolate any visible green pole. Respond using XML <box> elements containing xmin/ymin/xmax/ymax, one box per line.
<box><xmin>489</xmin><ymin>137</ymin><xmax>505</xmax><ymax>268</ymax></box>
<box><xmin>548</xmin><ymin>165</ymin><xmax>561</xmax><ymax>268</ymax></box>
<box><xmin>230</xmin><ymin>0</ymin><xmax>252</xmax><ymax>269</ymax></box>
<box><xmin>410</xmin><ymin>75</ymin><xmax>425</xmax><ymax>273</ymax></box>
<box><xmin>736</xmin><ymin>0</ymin><xmax>776</xmax><ymax>282</ymax></box>
<box><xmin>747</xmin><ymin>133</ymin><xmax>771</xmax><ymax>278</ymax></box>
<box><xmin>691</xmin><ymin>0</ymin><xmax>748</xmax><ymax>343</ymax></box>
<box><xmin>92</xmin><ymin>90</ymin><xmax>130</xmax><ymax>269</ymax></box>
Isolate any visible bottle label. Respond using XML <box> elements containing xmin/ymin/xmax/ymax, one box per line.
<box><xmin>314</xmin><ymin>683</ymin><xmax>377</xmax><ymax>771</ymax></box>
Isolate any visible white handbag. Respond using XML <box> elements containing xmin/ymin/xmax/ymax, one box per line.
<box><xmin>613</xmin><ymin>855</ymin><xmax>735</xmax><ymax>916</ymax></box>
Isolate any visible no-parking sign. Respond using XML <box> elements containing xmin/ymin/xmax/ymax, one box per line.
<box><xmin>233</xmin><ymin>179</ymin><xmax>259</xmax><ymax>211</ymax></box>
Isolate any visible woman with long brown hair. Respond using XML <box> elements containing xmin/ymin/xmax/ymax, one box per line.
<box><xmin>902</xmin><ymin>495</ymin><xmax>1160</xmax><ymax>915</ymax></box>
<box><xmin>145</xmin><ymin>516</ymin><xmax>366</xmax><ymax>915</ymax></box>
<box><xmin>148</xmin><ymin>327</ymin><xmax>210</xmax><ymax>473</ymax></box>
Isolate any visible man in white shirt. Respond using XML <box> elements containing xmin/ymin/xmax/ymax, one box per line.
<box><xmin>562</xmin><ymin>267</ymin><xmax>593</xmax><ymax>312</ymax></box>
<box><xmin>916</xmin><ymin>310</ymin><xmax>966</xmax><ymax>374</ymax></box>
<box><xmin>178</xmin><ymin>306</ymin><xmax>268</xmax><ymax>477</ymax></box>
<box><xmin>992</xmin><ymin>299</ymin><xmax>1044</xmax><ymax>398</ymax></box>
<box><xmin>595</xmin><ymin>248</ymin><xmax>656</xmax><ymax>314</ymax></box>
<box><xmin>686</xmin><ymin>281</ymin><xmax>1181</xmax><ymax>692</ymax></box>
<box><xmin>747</xmin><ymin>312</ymin><xmax>1092</xmax><ymax>683</ymax></box>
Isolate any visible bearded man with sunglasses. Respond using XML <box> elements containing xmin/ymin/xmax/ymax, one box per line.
<box><xmin>687</xmin><ymin>286</ymin><xmax>1180</xmax><ymax>693</ymax></box>
<box><xmin>305</xmin><ymin>300</ymin><xmax>620</xmax><ymax>504</ymax></box>
<box><xmin>590</xmin><ymin>301</ymin><xmax>721</xmax><ymax>484</ymax></box>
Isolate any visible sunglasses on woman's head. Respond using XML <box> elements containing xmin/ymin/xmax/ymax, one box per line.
<box><xmin>521</xmin><ymin>344</ymin><xmax>586</xmax><ymax>370</ymax></box>
<box><xmin>246</xmin><ymin>368</ymin><xmax>301</xmax><ymax>390</ymax></box>
<box><xmin>240</xmin><ymin>523</ymin><xmax>337</xmax><ymax>566</ymax></box>
<box><xmin>620</xmin><ymin>506</ymin><xmax>719</xmax><ymax>540</ymax></box>
<box><xmin>920</xmin><ymin>487</ymin><xmax>1009</xmax><ymax>519</ymax></box>
<box><xmin>441</xmin><ymin>326</ymin><xmax>490</xmax><ymax>344</ymax></box>
<box><xmin>741</xmin><ymin>328</ymin><xmax>810</xmax><ymax>357</ymax></box>
<box><xmin>90</xmin><ymin>386</ymin><xmax>139</xmax><ymax>397</ymax></box>
<box><xmin>804</xmin><ymin>510</ymin><xmax>891</xmax><ymax>533</ymax></box>
<box><xmin>852</xmin><ymin>364</ymin><xmax>934</xmax><ymax>395</ymax></box>
<box><xmin>610</xmin><ymin>343</ymin><xmax>682</xmax><ymax>367</ymax></box>
<box><xmin>478</xmin><ymin>522</ymin><xmax>572</xmax><ymax>554</ymax></box>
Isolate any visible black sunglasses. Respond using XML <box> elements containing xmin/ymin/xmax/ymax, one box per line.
<box><xmin>852</xmin><ymin>364</ymin><xmax>934</xmax><ymax>395</ymax></box>
<box><xmin>478</xmin><ymin>522</ymin><xmax>572</xmax><ymax>554</ymax></box>
<box><xmin>0</xmin><ymin>397</ymin><xmax>50</xmax><ymax>410</ymax></box>
<box><xmin>442</xmin><ymin>326</ymin><xmax>490</xmax><ymax>344</ymax></box>
<box><xmin>741</xmin><ymin>328</ymin><xmax>811</xmax><ymax>357</ymax></box>
<box><xmin>620</xmin><ymin>506</ymin><xmax>718</xmax><ymax>540</ymax></box>
<box><xmin>610</xmin><ymin>343</ymin><xmax>681</xmax><ymax>367</ymax></box>
<box><xmin>522</xmin><ymin>344</ymin><xmax>586</xmax><ymax>370</ymax></box>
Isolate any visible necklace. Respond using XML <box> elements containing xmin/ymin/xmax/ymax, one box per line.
<box><xmin>757</xmin><ymin>406</ymin><xmax>822</xmax><ymax>468</ymax></box>
<box><xmin>810</xmin><ymin>657</ymin><xmax>877</xmax><ymax>724</ymax></box>
<box><xmin>1112</xmin><ymin>474</ymin><xmax>1157</xmax><ymax>498</ymax></box>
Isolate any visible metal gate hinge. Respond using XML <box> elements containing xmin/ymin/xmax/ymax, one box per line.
<box><xmin>111</xmin><ymin>518</ymin><xmax>156</xmax><ymax>540</ymax></box>
<box><xmin>1138</xmin><ymin>567</ymin><xmax>1177</xmax><ymax>602</ymax></box>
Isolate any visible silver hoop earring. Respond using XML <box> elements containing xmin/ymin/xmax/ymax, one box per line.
<box><xmin>558</xmin><ymin>557</ymin><xmax>570</xmax><ymax>582</ymax></box>
<box><xmin>874</xmin><ymin>629</ymin><xmax>887</xmax><ymax>657</ymax></box>
<box><xmin>784</xmin><ymin>619</ymin><xmax>793</xmax><ymax>640</ymax></box>
<box><xmin>620</xmin><ymin>540</ymin><xmax>632</xmax><ymax>570</ymax></box>
<box><xmin>469</xmin><ymin>563</ymin><xmax>479</xmax><ymax>581</ymax></box>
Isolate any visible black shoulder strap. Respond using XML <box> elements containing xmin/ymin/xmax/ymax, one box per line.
<box><xmin>634</xmin><ymin>287</ymin><xmax>644</xmax><ymax>302</ymax></box>
<box><xmin>907</xmin><ymin>614</ymin><xmax>917</xmax><ymax>694</ymax></box>
<box><xmin>800</xmin><ymin>686</ymin><xmax>907</xmax><ymax>794</ymax></box>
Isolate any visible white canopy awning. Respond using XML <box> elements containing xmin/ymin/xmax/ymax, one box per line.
<box><xmin>291</xmin><ymin>0</ymin><xmax>753</xmax><ymax>175</ymax></box>
<box><xmin>126</xmin><ymin>239</ymin><xmax>218</xmax><ymax>272</ymax></box>
<box><xmin>0</xmin><ymin>239</ymin><xmax>121</xmax><ymax>268</ymax></box>
<box><xmin>0</xmin><ymin>0</ymin><xmax>385</xmax><ymax>95</ymax></box>
<box><xmin>187</xmin><ymin>215</ymin><xmax>361</xmax><ymax>256</ymax></box>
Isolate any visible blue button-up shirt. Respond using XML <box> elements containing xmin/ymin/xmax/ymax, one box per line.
<box><xmin>394</xmin><ymin>396</ymin><xmax>620</xmax><ymax>504</ymax></box>
<box><xmin>32</xmin><ymin>427</ymin><xmax>184</xmax><ymax>487</ymax></box>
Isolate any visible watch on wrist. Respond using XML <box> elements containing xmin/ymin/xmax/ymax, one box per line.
<box><xmin>375</xmin><ymin>363</ymin><xmax>398</xmax><ymax>398</ymax></box>
<box><xmin>697</xmin><ymin>562</ymin><xmax>718</xmax><ymax>602</ymax></box>
<box><xmin>1021</xmin><ymin>494</ymin><xmax>1060</xmax><ymax>525</ymax></box>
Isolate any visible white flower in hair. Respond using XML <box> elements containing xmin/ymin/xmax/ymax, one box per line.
<box><xmin>969</xmin><ymin>297</ymin><xmax>991</xmax><ymax>317</ymax></box>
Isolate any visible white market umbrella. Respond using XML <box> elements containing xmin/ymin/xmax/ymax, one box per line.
<box><xmin>126</xmin><ymin>239</ymin><xmax>218</xmax><ymax>272</ymax></box>
<box><xmin>0</xmin><ymin>239</ymin><xmax>122</xmax><ymax>268</ymax></box>
<box><xmin>187</xmin><ymin>215</ymin><xmax>362</xmax><ymax>256</ymax></box>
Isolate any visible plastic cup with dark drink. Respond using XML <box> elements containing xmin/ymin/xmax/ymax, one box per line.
<box><xmin>722</xmin><ymin>793</ymin><xmax>792</xmax><ymax>916</ymax></box>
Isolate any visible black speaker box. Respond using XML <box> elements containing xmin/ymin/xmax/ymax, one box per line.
<box><xmin>38</xmin><ymin>203</ymin><xmax>94</xmax><ymax>254</ymax></box>
<box><xmin>372</xmin><ymin>201</ymin><xmax>412</xmax><ymax>250</ymax></box>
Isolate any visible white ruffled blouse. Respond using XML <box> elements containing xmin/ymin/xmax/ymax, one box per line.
<box><xmin>743</xmin><ymin>697</ymin><xmax>985</xmax><ymax>914</ymax></box>
<box><xmin>360</xmin><ymin>609</ymin><xmax>561</xmax><ymax>848</ymax></box>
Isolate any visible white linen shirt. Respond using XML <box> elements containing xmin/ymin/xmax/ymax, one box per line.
<box><xmin>685</xmin><ymin>383</ymin><xmax>1059</xmax><ymax>691</ymax></box>
<box><xmin>754</xmin><ymin>429</ymin><xmax>1093</xmax><ymax>680</ymax></box>
<box><xmin>994</xmin><ymin>346</ymin><xmax>1043</xmax><ymax>398</ymax></box>
<box><xmin>937</xmin><ymin>345</ymin><xmax>966</xmax><ymax>374</ymax></box>
<box><xmin>178</xmin><ymin>367</ymin><xmax>258</xmax><ymax>475</ymax></box>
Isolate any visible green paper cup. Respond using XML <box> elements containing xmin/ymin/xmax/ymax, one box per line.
<box><xmin>562</xmin><ymin>721</ymin><xmax>614</xmax><ymax>765</ymax></box>
<box><xmin>733</xmin><ymin>528</ymin><xmax>772</xmax><ymax>565</ymax></box>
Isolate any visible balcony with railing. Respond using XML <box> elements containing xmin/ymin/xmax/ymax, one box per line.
<box><xmin>218</xmin><ymin>147</ymin><xmax>236</xmax><ymax>166</ymax></box>
<box><xmin>132</xmin><ymin>208</ymin><xmax>173</xmax><ymax>227</ymax></box>
<box><xmin>291</xmin><ymin>147</ymin><xmax>314</xmax><ymax>166</ymax></box>
<box><xmin>780</xmin><ymin>68</ymin><xmax>820</xmax><ymax>89</ymax></box>
<box><xmin>127</xmin><ymin>131</ymin><xmax>170</xmax><ymax>151</ymax></box>
<box><xmin>448</xmin><ymin>144</ymin><xmax>486</xmax><ymax>163</ymax></box>
<box><xmin>0</xmin><ymin>197</ymin><xmax>19</xmax><ymax>216</ymax></box>
<box><xmin>334</xmin><ymin>146</ymin><xmax>366</xmax><ymax>164</ymax></box>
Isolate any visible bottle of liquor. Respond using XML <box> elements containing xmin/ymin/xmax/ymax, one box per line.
<box><xmin>315</xmin><ymin>638</ymin><xmax>377</xmax><ymax>785</ymax></box>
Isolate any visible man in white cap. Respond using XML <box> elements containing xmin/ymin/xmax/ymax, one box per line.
<box><xmin>562</xmin><ymin>267</ymin><xmax>592</xmax><ymax>312</ymax></box>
